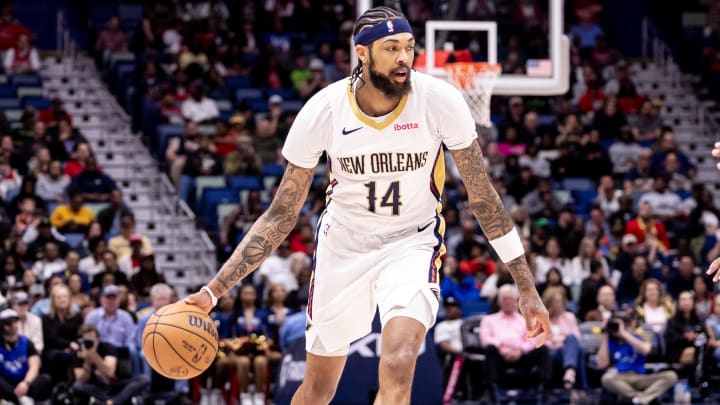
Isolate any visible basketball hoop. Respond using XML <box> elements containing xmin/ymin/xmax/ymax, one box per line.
<box><xmin>444</xmin><ymin>62</ymin><xmax>502</xmax><ymax>128</ymax></box>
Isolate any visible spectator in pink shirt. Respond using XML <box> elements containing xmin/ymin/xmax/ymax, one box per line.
<box><xmin>543</xmin><ymin>287</ymin><xmax>587</xmax><ymax>394</ymax></box>
<box><xmin>480</xmin><ymin>284</ymin><xmax>551</xmax><ymax>390</ymax></box>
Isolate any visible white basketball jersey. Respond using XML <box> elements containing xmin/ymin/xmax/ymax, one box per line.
<box><xmin>282</xmin><ymin>71</ymin><xmax>477</xmax><ymax>235</ymax></box>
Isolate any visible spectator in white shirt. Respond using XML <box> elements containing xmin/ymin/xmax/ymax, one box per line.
<box><xmin>181</xmin><ymin>82</ymin><xmax>219</xmax><ymax>123</ymax></box>
<box><xmin>35</xmin><ymin>160</ymin><xmax>70</xmax><ymax>203</ymax></box>
<box><xmin>3</xmin><ymin>34</ymin><xmax>39</xmax><ymax>74</ymax></box>
<box><xmin>31</xmin><ymin>242</ymin><xmax>65</xmax><ymax>281</ymax></box>
<box><xmin>255</xmin><ymin>240</ymin><xmax>297</xmax><ymax>293</ymax></box>
<box><xmin>595</xmin><ymin>175</ymin><xmax>623</xmax><ymax>216</ymax></box>
<box><xmin>10</xmin><ymin>291</ymin><xmax>43</xmax><ymax>352</ymax></box>
<box><xmin>79</xmin><ymin>236</ymin><xmax>106</xmax><ymax>277</ymax></box>
<box><xmin>535</xmin><ymin>237</ymin><xmax>573</xmax><ymax>284</ymax></box>
<box><xmin>638</xmin><ymin>174</ymin><xmax>683</xmax><ymax>219</ymax></box>
<box><xmin>519</xmin><ymin>144</ymin><xmax>550</xmax><ymax>179</ymax></box>
<box><xmin>609</xmin><ymin>127</ymin><xmax>643</xmax><ymax>175</ymax></box>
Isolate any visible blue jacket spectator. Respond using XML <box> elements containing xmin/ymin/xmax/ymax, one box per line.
<box><xmin>69</xmin><ymin>157</ymin><xmax>117</xmax><ymax>203</ymax></box>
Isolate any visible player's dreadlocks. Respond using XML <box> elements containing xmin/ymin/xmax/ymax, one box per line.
<box><xmin>350</xmin><ymin>6</ymin><xmax>406</xmax><ymax>91</ymax></box>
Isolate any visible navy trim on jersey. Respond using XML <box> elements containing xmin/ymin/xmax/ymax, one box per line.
<box><xmin>427</xmin><ymin>215</ymin><xmax>444</xmax><ymax>283</ymax></box>
<box><xmin>308</xmin><ymin>210</ymin><xmax>328</xmax><ymax>320</ymax></box>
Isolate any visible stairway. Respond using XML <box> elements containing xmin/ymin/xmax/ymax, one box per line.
<box><xmin>39</xmin><ymin>55</ymin><xmax>217</xmax><ymax>296</ymax></box>
<box><xmin>630</xmin><ymin>60</ymin><xmax>720</xmax><ymax>204</ymax></box>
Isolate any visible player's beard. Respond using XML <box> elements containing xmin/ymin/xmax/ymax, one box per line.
<box><xmin>368</xmin><ymin>56</ymin><xmax>412</xmax><ymax>98</ymax></box>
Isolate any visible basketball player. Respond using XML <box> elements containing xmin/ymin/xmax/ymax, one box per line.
<box><xmin>707</xmin><ymin>142</ymin><xmax>720</xmax><ymax>282</ymax></box>
<box><xmin>187</xmin><ymin>6</ymin><xmax>551</xmax><ymax>405</ymax></box>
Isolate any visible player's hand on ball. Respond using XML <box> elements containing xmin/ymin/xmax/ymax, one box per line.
<box><xmin>707</xmin><ymin>256</ymin><xmax>720</xmax><ymax>283</ymax></box>
<box><xmin>184</xmin><ymin>289</ymin><xmax>214</xmax><ymax>313</ymax></box>
<box><xmin>518</xmin><ymin>290</ymin><xmax>552</xmax><ymax>348</ymax></box>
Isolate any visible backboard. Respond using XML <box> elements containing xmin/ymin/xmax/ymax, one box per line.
<box><xmin>355</xmin><ymin>0</ymin><xmax>570</xmax><ymax>96</ymax></box>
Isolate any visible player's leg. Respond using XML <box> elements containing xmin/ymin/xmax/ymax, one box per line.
<box><xmin>291</xmin><ymin>353</ymin><xmax>347</xmax><ymax>405</ymax></box>
<box><xmin>374</xmin><ymin>315</ymin><xmax>427</xmax><ymax>405</ymax></box>
<box><xmin>374</xmin><ymin>215</ymin><xmax>445</xmax><ymax>405</ymax></box>
<box><xmin>292</xmin><ymin>212</ymin><xmax>377</xmax><ymax>404</ymax></box>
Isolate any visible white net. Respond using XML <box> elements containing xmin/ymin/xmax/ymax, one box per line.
<box><xmin>444</xmin><ymin>62</ymin><xmax>501</xmax><ymax>128</ymax></box>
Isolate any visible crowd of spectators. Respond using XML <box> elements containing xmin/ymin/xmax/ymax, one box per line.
<box><xmin>0</xmin><ymin>2</ymin><xmax>191</xmax><ymax>404</ymax></box>
<box><xmin>85</xmin><ymin>0</ymin><xmax>720</xmax><ymax>404</ymax></box>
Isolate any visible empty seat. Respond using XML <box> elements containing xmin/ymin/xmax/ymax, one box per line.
<box><xmin>235</xmin><ymin>88</ymin><xmax>263</xmax><ymax>103</ymax></box>
<box><xmin>0</xmin><ymin>98</ymin><xmax>20</xmax><ymax>109</ymax></box>
<box><xmin>11</xmin><ymin>74</ymin><xmax>42</xmax><ymax>87</ymax></box>
<box><xmin>227</xmin><ymin>176</ymin><xmax>263</xmax><ymax>191</ymax></box>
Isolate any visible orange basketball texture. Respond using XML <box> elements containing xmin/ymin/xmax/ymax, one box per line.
<box><xmin>142</xmin><ymin>301</ymin><xmax>219</xmax><ymax>379</ymax></box>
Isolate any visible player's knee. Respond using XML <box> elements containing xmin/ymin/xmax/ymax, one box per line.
<box><xmin>301</xmin><ymin>380</ymin><xmax>337</xmax><ymax>403</ymax></box>
<box><xmin>380</xmin><ymin>348</ymin><xmax>417</xmax><ymax>379</ymax></box>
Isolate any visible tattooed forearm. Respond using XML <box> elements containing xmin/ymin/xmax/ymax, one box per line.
<box><xmin>451</xmin><ymin>141</ymin><xmax>534</xmax><ymax>292</ymax></box>
<box><xmin>209</xmin><ymin>163</ymin><xmax>314</xmax><ymax>296</ymax></box>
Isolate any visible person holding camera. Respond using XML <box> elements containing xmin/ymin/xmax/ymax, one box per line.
<box><xmin>0</xmin><ymin>309</ymin><xmax>52</xmax><ymax>405</ymax></box>
<box><xmin>597</xmin><ymin>306</ymin><xmax>677</xmax><ymax>405</ymax></box>
<box><xmin>72</xmin><ymin>323</ymin><xmax>149</xmax><ymax>405</ymax></box>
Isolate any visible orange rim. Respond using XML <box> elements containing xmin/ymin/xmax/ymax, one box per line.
<box><xmin>444</xmin><ymin>62</ymin><xmax>501</xmax><ymax>89</ymax></box>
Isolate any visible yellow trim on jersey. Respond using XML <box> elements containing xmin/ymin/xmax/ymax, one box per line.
<box><xmin>325</xmin><ymin>170</ymin><xmax>335</xmax><ymax>205</ymax></box>
<box><xmin>431</xmin><ymin>147</ymin><xmax>445</xmax><ymax>214</ymax></box>
<box><xmin>346</xmin><ymin>86</ymin><xmax>409</xmax><ymax>130</ymax></box>
<box><xmin>432</xmin><ymin>149</ymin><xmax>445</xmax><ymax>197</ymax></box>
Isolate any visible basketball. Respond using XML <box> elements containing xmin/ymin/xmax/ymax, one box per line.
<box><xmin>142</xmin><ymin>301</ymin><xmax>219</xmax><ymax>379</ymax></box>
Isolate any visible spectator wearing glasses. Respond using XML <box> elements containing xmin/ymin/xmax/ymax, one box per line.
<box><xmin>0</xmin><ymin>308</ymin><xmax>52</xmax><ymax>405</ymax></box>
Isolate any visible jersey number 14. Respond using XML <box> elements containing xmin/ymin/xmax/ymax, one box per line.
<box><xmin>364</xmin><ymin>181</ymin><xmax>401</xmax><ymax>216</ymax></box>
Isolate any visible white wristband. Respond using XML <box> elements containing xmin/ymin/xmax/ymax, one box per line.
<box><xmin>488</xmin><ymin>228</ymin><xmax>525</xmax><ymax>263</ymax></box>
<box><xmin>200</xmin><ymin>286</ymin><xmax>218</xmax><ymax>307</ymax></box>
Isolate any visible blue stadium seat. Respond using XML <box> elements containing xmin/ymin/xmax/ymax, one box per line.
<box><xmin>268</xmin><ymin>88</ymin><xmax>299</xmax><ymax>101</ymax></box>
<box><xmin>0</xmin><ymin>98</ymin><xmax>21</xmax><ymax>109</ymax></box>
<box><xmin>227</xmin><ymin>176</ymin><xmax>263</xmax><ymax>191</ymax></box>
<box><xmin>156</xmin><ymin>124</ymin><xmax>185</xmax><ymax>160</ymax></box>
<box><xmin>0</xmin><ymin>85</ymin><xmax>15</xmax><ymax>98</ymax></box>
<box><xmin>561</xmin><ymin>177</ymin><xmax>595</xmax><ymax>192</ymax></box>
<box><xmin>235</xmin><ymin>88</ymin><xmax>264</xmax><ymax>103</ymax></box>
<box><xmin>461</xmin><ymin>299</ymin><xmax>491</xmax><ymax>316</ymax></box>
<box><xmin>249</xmin><ymin>99</ymin><xmax>270</xmax><ymax>113</ymax></box>
<box><xmin>118</xmin><ymin>5</ymin><xmax>143</xmax><ymax>32</ymax></box>
<box><xmin>261</xmin><ymin>163</ymin><xmax>285</xmax><ymax>177</ymax></box>
<box><xmin>226</xmin><ymin>75</ymin><xmax>253</xmax><ymax>91</ymax></box>
<box><xmin>284</xmin><ymin>100</ymin><xmax>304</xmax><ymax>113</ymax></box>
<box><xmin>572</xmin><ymin>189</ymin><xmax>599</xmax><ymax>215</ymax></box>
<box><xmin>22</xmin><ymin>96</ymin><xmax>50</xmax><ymax>110</ymax></box>
<box><xmin>600</xmin><ymin>140</ymin><xmax>615</xmax><ymax>150</ymax></box>
<box><xmin>10</xmin><ymin>74</ymin><xmax>42</xmax><ymax>87</ymax></box>
<box><xmin>89</xmin><ymin>4</ymin><xmax>118</xmax><ymax>30</ymax></box>
<box><xmin>200</xmin><ymin>188</ymin><xmax>241</xmax><ymax>230</ymax></box>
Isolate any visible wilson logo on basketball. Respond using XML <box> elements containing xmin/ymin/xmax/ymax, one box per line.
<box><xmin>393</xmin><ymin>121</ymin><xmax>419</xmax><ymax>132</ymax></box>
<box><xmin>188</xmin><ymin>315</ymin><xmax>220</xmax><ymax>342</ymax></box>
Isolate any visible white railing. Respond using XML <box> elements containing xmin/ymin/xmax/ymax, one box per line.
<box><xmin>52</xmin><ymin>10</ymin><xmax>218</xmax><ymax>277</ymax></box>
<box><xmin>641</xmin><ymin>17</ymin><xmax>719</xmax><ymax>139</ymax></box>
<box><xmin>641</xmin><ymin>18</ymin><xmax>681</xmax><ymax>89</ymax></box>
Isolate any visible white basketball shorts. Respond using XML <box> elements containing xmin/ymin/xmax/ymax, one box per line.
<box><xmin>305</xmin><ymin>211</ymin><xmax>444</xmax><ymax>356</ymax></box>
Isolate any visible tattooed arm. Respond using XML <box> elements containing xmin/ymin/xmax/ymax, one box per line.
<box><xmin>187</xmin><ymin>163</ymin><xmax>314</xmax><ymax>312</ymax></box>
<box><xmin>450</xmin><ymin>140</ymin><xmax>551</xmax><ymax>345</ymax></box>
